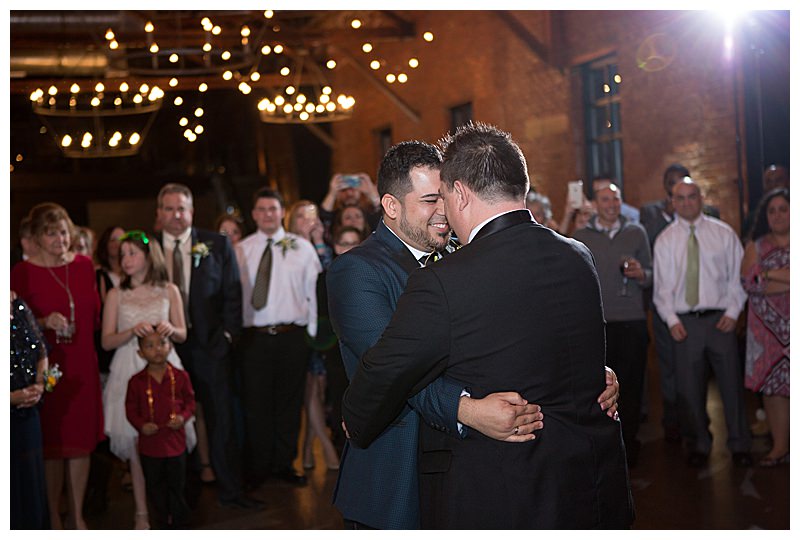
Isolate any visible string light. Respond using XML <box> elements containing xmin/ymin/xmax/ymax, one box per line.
<box><xmin>144</xmin><ymin>21</ymin><xmax>154</xmax><ymax>33</ymax></box>
<box><xmin>326</xmin><ymin>59</ymin><xmax>336</xmax><ymax>69</ymax></box>
<box><xmin>169</xmin><ymin>53</ymin><xmax>179</xmax><ymax>63</ymax></box>
<box><xmin>362</xmin><ymin>43</ymin><xmax>373</xmax><ymax>53</ymax></box>
<box><xmin>351</xmin><ymin>19</ymin><xmax>362</xmax><ymax>29</ymax></box>
<box><xmin>423</xmin><ymin>31</ymin><xmax>434</xmax><ymax>42</ymax></box>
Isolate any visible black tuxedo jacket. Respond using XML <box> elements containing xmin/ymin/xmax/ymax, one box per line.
<box><xmin>342</xmin><ymin>210</ymin><xmax>634</xmax><ymax>529</ymax></box>
<box><xmin>158</xmin><ymin>228</ymin><xmax>242</xmax><ymax>358</ymax></box>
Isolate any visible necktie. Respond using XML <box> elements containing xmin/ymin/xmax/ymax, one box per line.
<box><xmin>172</xmin><ymin>239</ymin><xmax>189</xmax><ymax>323</ymax></box>
<box><xmin>418</xmin><ymin>252</ymin><xmax>441</xmax><ymax>267</ymax></box>
<box><xmin>685</xmin><ymin>225</ymin><xmax>699</xmax><ymax>307</ymax></box>
<box><xmin>251</xmin><ymin>239</ymin><xmax>273</xmax><ymax>309</ymax></box>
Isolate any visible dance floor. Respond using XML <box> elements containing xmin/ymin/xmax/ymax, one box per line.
<box><xmin>86</xmin><ymin>346</ymin><xmax>789</xmax><ymax>530</ymax></box>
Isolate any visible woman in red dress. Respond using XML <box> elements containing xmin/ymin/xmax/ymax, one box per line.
<box><xmin>11</xmin><ymin>203</ymin><xmax>104</xmax><ymax>529</ymax></box>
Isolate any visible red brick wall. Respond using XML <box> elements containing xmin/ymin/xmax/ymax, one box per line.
<box><xmin>330</xmin><ymin>10</ymin><xmax>745</xmax><ymax>231</ymax></box>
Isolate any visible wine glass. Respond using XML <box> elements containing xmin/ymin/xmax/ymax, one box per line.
<box><xmin>618</xmin><ymin>256</ymin><xmax>631</xmax><ymax>296</ymax></box>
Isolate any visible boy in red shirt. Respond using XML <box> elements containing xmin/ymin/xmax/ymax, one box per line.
<box><xmin>126</xmin><ymin>330</ymin><xmax>195</xmax><ymax>529</ymax></box>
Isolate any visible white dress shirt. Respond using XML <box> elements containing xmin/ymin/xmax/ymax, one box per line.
<box><xmin>236</xmin><ymin>227</ymin><xmax>322</xmax><ymax>337</ymax></box>
<box><xmin>653</xmin><ymin>214</ymin><xmax>747</xmax><ymax>328</ymax></box>
<box><xmin>162</xmin><ymin>227</ymin><xmax>193</xmax><ymax>308</ymax></box>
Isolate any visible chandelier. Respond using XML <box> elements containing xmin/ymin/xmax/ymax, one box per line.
<box><xmin>30</xmin><ymin>82</ymin><xmax>163</xmax><ymax>158</ymax></box>
<box><xmin>257</xmin><ymin>48</ymin><xmax>354</xmax><ymax>124</ymax></box>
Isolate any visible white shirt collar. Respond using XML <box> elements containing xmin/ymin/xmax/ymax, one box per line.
<box><xmin>162</xmin><ymin>227</ymin><xmax>192</xmax><ymax>246</ymax></box>
<box><xmin>256</xmin><ymin>226</ymin><xmax>286</xmax><ymax>243</ymax></box>
<box><xmin>676</xmin><ymin>214</ymin><xmax>705</xmax><ymax>229</ymax></box>
<box><xmin>384</xmin><ymin>220</ymin><xmax>431</xmax><ymax>264</ymax></box>
<box><xmin>468</xmin><ymin>209</ymin><xmax>525</xmax><ymax>244</ymax></box>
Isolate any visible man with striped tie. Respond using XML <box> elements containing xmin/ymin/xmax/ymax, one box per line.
<box><xmin>653</xmin><ymin>177</ymin><xmax>752</xmax><ymax>468</ymax></box>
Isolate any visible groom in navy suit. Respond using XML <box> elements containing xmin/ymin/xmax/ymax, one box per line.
<box><xmin>327</xmin><ymin>142</ymin><xmax>620</xmax><ymax>529</ymax></box>
<box><xmin>156</xmin><ymin>183</ymin><xmax>261</xmax><ymax>510</ymax></box>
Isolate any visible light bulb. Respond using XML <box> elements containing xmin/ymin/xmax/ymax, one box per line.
<box><xmin>223</xmin><ymin>70</ymin><xmax>233</xmax><ymax>80</ymax></box>
<box><xmin>91</xmin><ymin>97</ymin><xmax>100</xmax><ymax>107</ymax></box>
<box><xmin>114</xmin><ymin>97</ymin><xmax>122</xmax><ymax>106</ymax></box>
<box><xmin>273</xmin><ymin>44</ymin><xmax>284</xmax><ymax>54</ymax></box>
<box><xmin>174</xmin><ymin>96</ymin><xmax>183</xmax><ymax>106</ymax></box>
<box><xmin>316</xmin><ymin>104</ymin><xmax>325</xmax><ymax>113</ymax></box>
<box><xmin>179</xmin><ymin>117</ymin><xmax>188</xmax><ymax>126</ymax></box>
<box><xmin>133</xmin><ymin>94</ymin><xmax>143</xmax><ymax>104</ymax></box>
<box><xmin>194</xmin><ymin>125</ymin><xmax>204</xmax><ymax>134</ymax></box>
<box><xmin>283</xmin><ymin>104</ymin><xmax>293</xmax><ymax>114</ymax></box>
<box><xmin>169</xmin><ymin>78</ymin><xmax>178</xmax><ymax>87</ymax></box>
<box><xmin>194</xmin><ymin>107</ymin><xmax>204</xmax><ymax>117</ymax></box>
<box><xmin>203</xmin><ymin>43</ymin><xmax>212</xmax><ymax>52</ymax></box>
<box><xmin>250</xmin><ymin>72</ymin><xmax>260</xmax><ymax>81</ymax></box>
<box><xmin>285</xmin><ymin>86</ymin><xmax>295</xmax><ymax>95</ymax></box>
<box><xmin>149</xmin><ymin>43</ymin><xmax>159</xmax><ymax>53</ymax></box>
<box><xmin>319</xmin><ymin>94</ymin><xmax>330</xmax><ymax>104</ymax></box>
<box><xmin>241</xmin><ymin>25</ymin><xmax>250</xmax><ymax>37</ymax></box>
<box><xmin>351</xmin><ymin>19</ymin><xmax>362</xmax><ymax>29</ymax></box>
<box><xmin>296</xmin><ymin>94</ymin><xmax>306</xmax><ymax>104</ymax></box>
<box><xmin>201</xmin><ymin>17</ymin><xmax>211</xmax><ymax>27</ymax></box>
<box><xmin>95</xmin><ymin>82</ymin><xmax>104</xmax><ymax>92</ymax></box>
<box><xmin>81</xmin><ymin>138</ymin><xmax>91</xmax><ymax>149</ymax></box>
<box><xmin>129</xmin><ymin>133</ymin><xmax>140</xmax><ymax>145</ymax></box>
<box><xmin>212</xmin><ymin>25</ymin><xmax>221</xmax><ymax>35</ymax></box>
<box><xmin>112</xmin><ymin>131</ymin><xmax>122</xmax><ymax>140</ymax></box>
<box><xmin>169</xmin><ymin>53</ymin><xmax>179</xmax><ymax>63</ymax></box>
<box><xmin>299</xmin><ymin>111</ymin><xmax>309</xmax><ymax>121</ymax></box>
<box><xmin>370</xmin><ymin>60</ymin><xmax>380</xmax><ymax>70</ymax></box>
<box><xmin>221</xmin><ymin>50</ymin><xmax>231</xmax><ymax>60</ymax></box>
<box><xmin>258</xmin><ymin>99</ymin><xmax>269</xmax><ymax>111</ymax></box>
<box><xmin>261</xmin><ymin>45</ymin><xmax>272</xmax><ymax>55</ymax></box>
<box><xmin>362</xmin><ymin>43</ymin><xmax>373</xmax><ymax>53</ymax></box>
<box><xmin>264</xmin><ymin>10</ymin><xmax>274</xmax><ymax>18</ymax></box>
<box><xmin>423</xmin><ymin>31</ymin><xmax>434</xmax><ymax>42</ymax></box>
<box><xmin>184</xmin><ymin>129</ymin><xmax>193</xmax><ymax>138</ymax></box>
<box><xmin>48</xmin><ymin>97</ymin><xmax>55</xmax><ymax>106</ymax></box>
<box><xmin>239</xmin><ymin>82</ymin><xmax>251</xmax><ymax>94</ymax></box>
<box><xmin>61</xmin><ymin>135</ymin><xmax>72</xmax><ymax>147</ymax></box>
<box><xmin>280</xmin><ymin>67</ymin><xmax>290</xmax><ymax>76</ymax></box>
<box><xmin>386</xmin><ymin>73</ymin><xmax>396</xmax><ymax>83</ymax></box>
<box><xmin>266</xmin><ymin>103</ymin><xmax>276</xmax><ymax>112</ymax></box>
<box><xmin>326</xmin><ymin>102</ymin><xmax>336</xmax><ymax>112</ymax></box>
<box><xmin>293</xmin><ymin>103</ymin><xmax>302</xmax><ymax>111</ymax></box>
<box><xmin>614</xmin><ymin>74</ymin><xmax>622</xmax><ymax>83</ymax></box>
<box><xmin>110</xmin><ymin>40</ymin><xmax>119</xmax><ymax>50</ymax></box>
<box><xmin>139</xmin><ymin>84</ymin><xmax>149</xmax><ymax>94</ymax></box>
<box><xmin>398</xmin><ymin>73</ymin><xmax>408</xmax><ymax>83</ymax></box>
<box><xmin>409</xmin><ymin>58</ymin><xmax>419</xmax><ymax>68</ymax></box>
<box><xmin>48</xmin><ymin>85</ymin><xmax>58</xmax><ymax>95</ymax></box>
<box><xmin>305</xmin><ymin>103</ymin><xmax>314</xmax><ymax>113</ymax></box>
<box><xmin>120</xmin><ymin>82</ymin><xmax>129</xmax><ymax>92</ymax></box>
<box><xmin>326</xmin><ymin>59</ymin><xmax>336</xmax><ymax>69</ymax></box>
<box><xmin>109</xmin><ymin>138</ymin><xmax>119</xmax><ymax>147</ymax></box>
<box><xmin>274</xmin><ymin>95</ymin><xmax>285</xmax><ymax>106</ymax></box>
<box><xmin>199</xmin><ymin>83</ymin><xmax>208</xmax><ymax>92</ymax></box>
<box><xmin>105</xmin><ymin>29</ymin><xmax>114</xmax><ymax>40</ymax></box>
<box><xmin>144</xmin><ymin>21</ymin><xmax>154</xmax><ymax>33</ymax></box>
<box><xmin>70</xmin><ymin>83</ymin><xmax>80</xmax><ymax>93</ymax></box>
<box><xmin>322</xmin><ymin>86</ymin><xmax>332</xmax><ymax>95</ymax></box>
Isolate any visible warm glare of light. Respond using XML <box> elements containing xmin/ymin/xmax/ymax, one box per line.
<box><xmin>240</xmin><ymin>25</ymin><xmax>250</xmax><ymax>37</ymax></box>
<box><xmin>174</xmin><ymin>96</ymin><xmax>183</xmax><ymax>105</ymax></box>
<box><xmin>70</xmin><ymin>83</ymin><xmax>80</xmax><ymax>93</ymax></box>
<box><xmin>258</xmin><ymin>99</ymin><xmax>269</xmax><ymax>111</ymax></box>
<box><xmin>133</xmin><ymin>94</ymin><xmax>143</xmax><ymax>104</ymax></box>
<box><xmin>370</xmin><ymin>60</ymin><xmax>380</xmax><ymax>70</ymax></box>
<box><xmin>325</xmin><ymin>102</ymin><xmax>336</xmax><ymax>112</ymax></box>
<box><xmin>91</xmin><ymin>97</ymin><xmax>101</xmax><ymax>107</ymax></box>
<box><xmin>423</xmin><ymin>31</ymin><xmax>434</xmax><ymax>42</ymax></box>
<box><xmin>105</xmin><ymin>29</ymin><xmax>115</xmax><ymax>40</ymax></box>
<box><xmin>280</xmin><ymin>67</ymin><xmax>290</xmax><ymax>76</ymax></box>
<box><xmin>144</xmin><ymin>21</ymin><xmax>154</xmax><ymax>33</ymax></box>
<box><xmin>119</xmin><ymin>82</ymin><xmax>129</xmax><ymax>92</ymax></box>
<box><xmin>409</xmin><ymin>58</ymin><xmax>419</xmax><ymax>68</ymax></box>
<box><xmin>299</xmin><ymin>111</ymin><xmax>309</xmax><ymax>121</ymax></box>
<box><xmin>114</xmin><ymin>97</ymin><xmax>122</xmax><ymax>106</ymax></box>
<box><xmin>283</xmin><ymin>104</ymin><xmax>293</xmax><ymax>114</ymax></box>
<box><xmin>201</xmin><ymin>17</ymin><xmax>211</xmax><ymax>27</ymax></box>
<box><xmin>81</xmin><ymin>138</ymin><xmax>91</xmax><ymax>148</ymax></box>
<box><xmin>603</xmin><ymin>83</ymin><xmax>610</xmax><ymax>93</ymax></box>
<box><xmin>139</xmin><ymin>84</ymin><xmax>149</xmax><ymax>94</ymax></box>
<box><xmin>273</xmin><ymin>44</ymin><xmax>284</xmax><ymax>54</ymax></box>
<box><xmin>194</xmin><ymin>125</ymin><xmax>204</xmax><ymax>134</ymax></box>
<box><xmin>169</xmin><ymin>53</ymin><xmax>179</xmax><ymax>63</ymax></box>
<box><xmin>198</xmin><ymin>83</ymin><xmax>208</xmax><ymax>92</ymax></box>
<box><xmin>296</xmin><ymin>94</ymin><xmax>307</xmax><ymax>104</ymax></box>
<box><xmin>362</xmin><ymin>43</ymin><xmax>373</xmax><ymax>53</ymax></box>
<box><xmin>221</xmin><ymin>50</ymin><xmax>231</xmax><ymax>61</ymax></box>
<box><xmin>223</xmin><ymin>70</ymin><xmax>233</xmax><ymax>80</ymax></box>
<box><xmin>322</xmin><ymin>86</ymin><xmax>332</xmax><ymax>95</ymax></box>
<box><xmin>109</xmin><ymin>138</ymin><xmax>119</xmax><ymax>147</ymax></box>
<box><xmin>386</xmin><ymin>73</ymin><xmax>396</xmax><ymax>83</ymax></box>
<box><xmin>110</xmin><ymin>40</ymin><xmax>119</xmax><ymax>50</ymax></box>
<box><xmin>129</xmin><ymin>132</ymin><xmax>141</xmax><ymax>145</ymax></box>
<box><xmin>250</xmin><ymin>72</ymin><xmax>260</xmax><ymax>81</ymax></box>
<box><xmin>614</xmin><ymin>74</ymin><xmax>622</xmax><ymax>84</ymax></box>
<box><xmin>61</xmin><ymin>135</ymin><xmax>72</xmax><ymax>147</ymax></box>
<box><xmin>319</xmin><ymin>94</ymin><xmax>330</xmax><ymax>104</ymax></box>
<box><xmin>48</xmin><ymin>85</ymin><xmax>58</xmax><ymax>95</ymax></box>
<box><xmin>238</xmin><ymin>82</ymin><xmax>251</xmax><ymax>94</ymax></box>
<box><xmin>212</xmin><ymin>25</ymin><xmax>221</xmax><ymax>35</ymax></box>
<box><xmin>95</xmin><ymin>82</ymin><xmax>104</xmax><ymax>92</ymax></box>
<box><xmin>305</xmin><ymin>103</ymin><xmax>314</xmax><ymax>113</ymax></box>
<box><xmin>194</xmin><ymin>107</ymin><xmax>204</xmax><ymax>117</ymax></box>
<box><xmin>351</xmin><ymin>19</ymin><xmax>362</xmax><ymax>29</ymax></box>
<box><xmin>316</xmin><ymin>104</ymin><xmax>325</xmax><ymax>113</ymax></box>
<box><xmin>149</xmin><ymin>43</ymin><xmax>159</xmax><ymax>53</ymax></box>
<box><xmin>261</xmin><ymin>45</ymin><xmax>272</xmax><ymax>55</ymax></box>
<box><xmin>203</xmin><ymin>43</ymin><xmax>212</xmax><ymax>52</ymax></box>
<box><xmin>398</xmin><ymin>73</ymin><xmax>408</xmax><ymax>83</ymax></box>
<box><xmin>326</xmin><ymin>59</ymin><xmax>337</xmax><ymax>69</ymax></box>
<box><xmin>48</xmin><ymin>97</ymin><xmax>55</xmax><ymax>106</ymax></box>
<box><xmin>285</xmin><ymin>86</ymin><xmax>295</xmax><ymax>95</ymax></box>
<box><xmin>274</xmin><ymin>95</ymin><xmax>285</xmax><ymax>106</ymax></box>
<box><xmin>179</xmin><ymin>117</ymin><xmax>189</xmax><ymax>126</ymax></box>
<box><xmin>169</xmin><ymin>78</ymin><xmax>178</xmax><ymax>87</ymax></box>
<box><xmin>264</xmin><ymin>10</ymin><xmax>274</xmax><ymax>19</ymax></box>
<box><xmin>293</xmin><ymin>103</ymin><xmax>302</xmax><ymax>111</ymax></box>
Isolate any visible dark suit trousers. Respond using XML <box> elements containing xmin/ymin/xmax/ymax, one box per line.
<box><xmin>175</xmin><ymin>340</ymin><xmax>242</xmax><ymax>501</ymax></box>
<box><xmin>240</xmin><ymin>327</ymin><xmax>309</xmax><ymax>476</ymax></box>
<box><xmin>652</xmin><ymin>309</ymin><xmax>680</xmax><ymax>430</ymax></box>
<box><xmin>674</xmin><ymin>313</ymin><xmax>752</xmax><ymax>455</ymax></box>
<box><xmin>141</xmin><ymin>453</ymin><xmax>189</xmax><ymax>529</ymax></box>
<box><xmin>606</xmin><ymin>320</ymin><xmax>649</xmax><ymax>461</ymax></box>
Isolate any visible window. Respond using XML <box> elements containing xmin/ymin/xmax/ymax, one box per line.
<box><xmin>450</xmin><ymin>102</ymin><xmax>473</xmax><ymax>133</ymax></box>
<box><xmin>582</xmin><ymin>55</ymin><xmax>623</xmax><ymax>189</ymax></box>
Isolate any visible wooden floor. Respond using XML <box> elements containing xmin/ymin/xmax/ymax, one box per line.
<box><xmin>84</xmin><ymin>351</ymin><xmax>790</xmax><ymax>530</ymax></box>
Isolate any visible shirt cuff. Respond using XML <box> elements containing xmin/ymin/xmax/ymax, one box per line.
<box><xmin>457</xmin><ymin>388</ymin><xmax>471</xmax><ymax>435</ymax></box>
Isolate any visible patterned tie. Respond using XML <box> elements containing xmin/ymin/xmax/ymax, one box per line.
<box><xmin>172</xmin><ymin>239</ymin><xmax>189</xmax><ymax>324</ymax></box>
<box><xmin>418</xmin><ymin>252</ymin><xmax>441</xmax><ymax>267</ymax></box>
<box><xmin>685</xmin><ymin>225</ymin><xmax>699</xmax><ymax>307</ymax></box>
<box><xmin>251</xmin><ymin>239</ymin><xmax>273</xmax><ymax>309</ymax></box>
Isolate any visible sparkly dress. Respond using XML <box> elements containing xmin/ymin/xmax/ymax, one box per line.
<box><xmin>11</xmin><ymin>256</ymin><xmax>105</xmax><ymax>459</ymax></box>
<box><xmin>103</xmin><ymin>284</ymin><xmax>196</xmax><ymax>460</ymax></box>
<box><xmin>10</xmin><ymin>298</ymin><xmax>50</xmax><ymax>529</ymax></box>
<box><xmin>742</xmin><ymin>236</ymin><xmax>790</xmax><ymax>396</ymax></box>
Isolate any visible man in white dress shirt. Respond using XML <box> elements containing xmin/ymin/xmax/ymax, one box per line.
<box><xmin>653</xmin><ymin>177</ymin><xmax>752</xmax><ymax>468</ymax></box>
<box><xmin>236</xmin><ymin>187</ymin><xmax>322</xmax><ymax>487</ymax></box>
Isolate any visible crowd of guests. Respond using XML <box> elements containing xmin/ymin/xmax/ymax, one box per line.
<box><xmin>10</xmin><ymin>160</ymin><xmax>789</xmax><ymax>529</ymax></box>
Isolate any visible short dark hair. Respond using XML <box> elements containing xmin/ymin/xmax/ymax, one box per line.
<box><xmin>252</xmin><ymin>187</ymin><xmax>284</xmax><ymax>208</ymax></box>
<box><xmin>747</xmin><ymin>188</ymin><xmax>789</xmax><ymax>242</ymax></box>
<box><xmin>663</xmin><ymin>163</ymin><xmax>690</xmax><ymax>183</ymax></box>
<box><xmin>439</xmin><ymin>122</ymin><xmax>529</xmax><ymax>202</ymax></box>
<box><xmin>377</xmin><ymin>140</ymin><xmax>443</xmax><ymax>200</ymax></box>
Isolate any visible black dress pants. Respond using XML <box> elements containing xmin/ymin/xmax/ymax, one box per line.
<box><xmin>141</xmin><ymin>453</ymin><xmax>190</xmax><ymax>529</ymax></box>
<box><xmin>605</xmin><ymin>319</ymin><xmax>649</xmax><ymax>463</ymax></box>
<box><xmin>240</xmin><ymin>327</ymin><xmax>309</xmax><ymax>478</ymax></box>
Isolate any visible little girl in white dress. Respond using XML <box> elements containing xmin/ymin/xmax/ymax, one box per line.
<box><xmin>101</xmin><ymin>230</ymin><xmax>195</xmax><ymax>530</ymax></box>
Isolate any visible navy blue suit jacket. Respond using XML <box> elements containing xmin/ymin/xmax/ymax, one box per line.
<box><xmin>327</xmin><ymin>221</ymin><xmax>463</xmax><ymax>529</ymax></box>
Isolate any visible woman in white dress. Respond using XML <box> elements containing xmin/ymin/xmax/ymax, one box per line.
<box><xmin>101</xmin><ymin>230</ymin><xmax>195</xmax><ymax>530</ymax></box>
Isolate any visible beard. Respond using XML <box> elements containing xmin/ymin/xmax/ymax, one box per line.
<box><xmin>399</xmin><ymin>209</ymin><xmax>450</xmax><ymax>252</ymax></box>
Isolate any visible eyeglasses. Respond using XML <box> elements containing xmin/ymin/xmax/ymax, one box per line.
<box><xmin>119</xmin><ymin>230</ymin><xmax>150</xmax><ymax>244</ymax></box>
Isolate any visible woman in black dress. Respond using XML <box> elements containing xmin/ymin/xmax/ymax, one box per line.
<box><xmin>10</xmin><ymin>291</ymin><xmax>50</xmax><ymax>529</ymax></box>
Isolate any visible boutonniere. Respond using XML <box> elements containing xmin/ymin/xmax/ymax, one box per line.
<box><xmin>276</xmin><ymin>236</ymin><xmax>298</xmax><ymax>257</ymax></box>
<box><xmin>191</xmin><ymin>242</ymin><xmax>212</xmax><ymax>268</ymax></box>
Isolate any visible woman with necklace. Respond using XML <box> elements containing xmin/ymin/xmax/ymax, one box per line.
<box><xmin>742</xmin><ymin>188</ymin><xmax>790</xmax><ymax>467</ymax></box>
<box><xmin>11</xmin><ymin>203</ymin><xmax>104</xmax><ymax>530</ymax></box>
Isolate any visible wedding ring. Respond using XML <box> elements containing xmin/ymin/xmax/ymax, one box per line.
<box><xmin>513</xmin><ymin>426</ymin><xmax>520</xmax><ymax>435</ymax></box>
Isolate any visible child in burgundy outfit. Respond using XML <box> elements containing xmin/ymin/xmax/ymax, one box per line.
<box><xmin>126</xmin><ymin>330</ymin><xmax>195</xmax><ymax>529</ymax></box>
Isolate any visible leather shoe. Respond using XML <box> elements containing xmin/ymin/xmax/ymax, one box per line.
<box><xmin>687</xmin><ymin>452</ymin><xmax>709</xmax><ymax>468</ymax></box>
<box><xmin>218</xmin><ymin>495</ymin><xmax>265</xmax><ymax>510</ymax></box>
<box><xmin>732</xmin><ymin>452</ymin><xmax>753</xmax><ymax>468</ymax></box>
<box><xmin>271</xmin><ymin>469</ymin><xmax>308</xmax><ymax>486</ymax></box>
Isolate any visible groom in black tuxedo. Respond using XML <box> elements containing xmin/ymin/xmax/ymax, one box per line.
<box><xmin>342</xmin><ymin>124</ymin><xmax>634</xmax><ymax>528</ymax></box>
<box><xmin>156</xmin><ymin>183</ymin><xmax>262</xmax><ymax>510</ymax></box>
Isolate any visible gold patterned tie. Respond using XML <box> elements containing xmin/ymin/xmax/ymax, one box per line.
<box><xmin>685</xmin><ymin>225</ymin><xmax>699</xmax><ymax>307</ymax></box>
<box><xmin>172</xmin><ymin>239</ymin><xmax>189</xmax><ymax>324</ymax></box>
<box><xmin>251</xmin><ymin>239</ymin><xmax>273</xmax><ymax>309</ymax></box>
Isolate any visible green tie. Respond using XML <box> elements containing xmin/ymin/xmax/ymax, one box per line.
<box><xmin>685</xmin><ymin>225</ymin><xmax>699</xmax><ymax>307</ymax></box>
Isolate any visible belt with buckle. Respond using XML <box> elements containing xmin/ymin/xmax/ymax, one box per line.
<box><xmin>250</xmin><ymin>323</ymin><xmax>303</xmax><ymax>335</ymax></box>
<box><xmin>678</xmin><ymin>309</ymin><xmax>724</xmax><ymax>318</ymax></box>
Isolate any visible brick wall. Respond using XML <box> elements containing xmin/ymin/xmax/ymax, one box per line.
<box><xmin>330</xmin><ymin>10</ymin><xmax>745</xmax><ymax>231</ymax></box>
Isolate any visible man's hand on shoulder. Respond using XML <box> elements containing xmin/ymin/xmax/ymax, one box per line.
<box><xmin>598</xmin><ymin>366</ymin><xmax>620</xmax><ymax>419</ymax></box>
<box><xmin>458</xmin><ymin>392</ymin><xmax>543</xmax><ymax>442</ymax></box>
